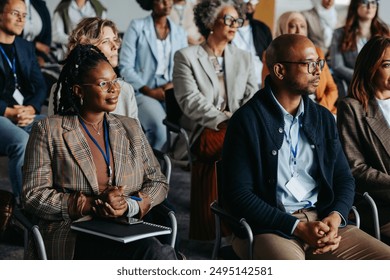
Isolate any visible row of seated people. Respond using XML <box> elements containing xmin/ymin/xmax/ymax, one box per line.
<box><xmin>1</xmin><ymin>0</ymin><xmax>390</xmax><ymax>259</ymax></box>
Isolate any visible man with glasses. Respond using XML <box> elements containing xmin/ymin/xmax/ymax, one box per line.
<box><xmin>0</xmin><ymin>0</ymin><xmax>46</xmax><ymax>204</ymax></box>
<box><xmin>221</xmin><ymin>34</ymin><xmax>390</xmax><ymax>259</ymax></box>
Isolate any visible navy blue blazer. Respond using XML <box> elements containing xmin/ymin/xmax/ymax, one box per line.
<box><xmin>0</xmin><ymin>37</ymin><xmax>46</xmax><ymax>115</ymax></box>
<box><xmin>222</xmin><ymin>77</ymin><xmax>355</xmax><ymax>238</ymax></box>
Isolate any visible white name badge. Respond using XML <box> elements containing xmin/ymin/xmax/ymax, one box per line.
<box><xmin>285</xmin><ymin>176</ymin><xmax>307</xmax><ymax>202</ymax></box>
<box><xmin>13</xmin><ymin>88</ymin><xmax>24</xmax><ymax>105</ymax></box>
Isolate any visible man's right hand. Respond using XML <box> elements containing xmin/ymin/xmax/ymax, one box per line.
<box><xmin>293</xmin><ymin>220</ymin><xmax>331</xmax><ymax>249</ymax></box>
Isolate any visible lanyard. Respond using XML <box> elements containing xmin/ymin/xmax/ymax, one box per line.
<box><xmin>285</xmin><ymin>117</ymin><xmax>300</xmax><ymax>167</ymax></box>
<box><xmin>0</xmin><ymin>45</ymin><xmax>18</xmax><ymax>87</ymax></box>
<box><xmin>79</xmin><ymin>116</ymin><xmax>113</xmax><ymax>186</ymax></box>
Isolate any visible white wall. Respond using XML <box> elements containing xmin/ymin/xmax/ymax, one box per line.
<box><xmin>46</xmin><ymin>0</ymin><xmax>149</xmax><ymax>33</ymax></box>
<box><xmin>45</xmin><ymin>0</ymin><xmax>390</xmax><ymax>33</ymax></box>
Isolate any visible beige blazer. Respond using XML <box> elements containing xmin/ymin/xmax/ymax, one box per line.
<box><xmin>172</xmin><ymin>43</ymin><xmax>258</xmax><ymax>145</ymax></box>
<box><xmin>337</xmin><ymin>97</ymin><xmax>390</xmax><ymax>203</ymax></box>
<box><xmin>22</xmin><ymin>114</ymin><xmax>168</xmax><ymax>259</ymax></box>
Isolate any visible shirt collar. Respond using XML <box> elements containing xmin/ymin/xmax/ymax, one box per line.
<box><xmin>270</xmin><ymin>89</ymin><xmax>305</xmax><ymax>119</ymax></box>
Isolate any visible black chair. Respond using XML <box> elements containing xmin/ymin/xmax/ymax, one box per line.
<box><xmin>153</xmin><ymin>148</ymin><xmax>172</xmax><ymax>184</ymax></box>
<box><xmin>162</xmin><ymin>88</ymin><xmax>192</xmax><ymax>169</ymax></box>
<box><xmin>211</xmin><ymin>160</ymin><xmax>364</xmax><ymax>260</ymax></box>
<box><xmin>210</xmin><ymin>161</ymin><xmax>254</xmax><ymax>260</ymax></box>
<box><xmin>355</xmin><ymin>192</ymin><xmax>381</xmax><ymax>240</ymax></box>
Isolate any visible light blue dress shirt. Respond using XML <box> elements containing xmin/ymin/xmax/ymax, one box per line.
<box><xmin>271</xmin><ymin>93</ymin><xmax>319</xmax><ymax>214</ymax></box>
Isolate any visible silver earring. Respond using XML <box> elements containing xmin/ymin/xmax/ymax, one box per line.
<box><xmin>80</xmin><ymin>98</ymin><xmax>83</xmax><ymax>106</ymax></box>
<box><xmin>210</xmin><ymin>30</ymin><xmax>214</xmax><ymax>35</ymax></box>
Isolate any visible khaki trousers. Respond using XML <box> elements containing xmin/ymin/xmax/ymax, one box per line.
<box><xmin>232</xmin><ymin>210</ymin><xmax>390</xmax><ymax>260</ymax></box>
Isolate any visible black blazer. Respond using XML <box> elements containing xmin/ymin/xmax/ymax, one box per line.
<box><xmin>0</xmin><ymin>37</ymin><xmax>47</xmax><ymax>115</ymax></box>
<box><xmin>251</xmin><ymin>18</ymin><xmax>273</xmax><ymax>61</ymax></box>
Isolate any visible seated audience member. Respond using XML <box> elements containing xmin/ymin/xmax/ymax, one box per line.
<box><xmin>48</xmin><ymin>17</ymin><xmax>138</xmax><ymax>119</ymax></box>
<box><xmin>0</xmin><ymin>0</ymin><xmax>46</xmax><ymax>202</ymax></box>
<box><xmin>232</xmin><ymin>0</ymin><xmax>272</xmax><ymax>89</ymax></box>
<box><xmin>170</xmin><ymin>0</ymin><xmax>203</xmax><ymax>45</ymax></box>
<box><xmin>329</xmin><ymin>0</ymin><xmax>389</xmax><ymax>98</ymax></box>
<box><xmin>302</xmin><ymin>0</ymin><xmax>337</xmax><ymax>56</ymax></box>
<box><xmin>337</xmin><ymin>35</ymin><xmax>390</xmax><ymax>244</ymax></box>
<box><xmin>119</xmin><ymin>0</ymin><xmax>187</xmax><ymax>151</ymax></box>
<box><xmin>222</xmin><ymin>33</ymin><xmax>390</xmax><ymax>259</ymax></box>
<box><xmin>22</xmin><ymin>0</ymin><xmax>60</xmax><ymax>98</ymax></box>
<box><xmin>22</xmin><ymin>44</ymin><xmax>177</xmax><ymax>260</ymax></box>
<box><xmin>52</xmin><ymin>0</ymin><xmax>107</xmax><ymax>60</ymax></box>
<box><xmin>172</xmin><ymin>0</ymin><xmax>258</xmax><ymax>240</ymax></box>
<box><xmin>262</xmin><ymin>11</ymin><xmax>338</xmax><ymax>114</ymax></box>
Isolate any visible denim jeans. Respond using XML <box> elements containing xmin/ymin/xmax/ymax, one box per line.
<box><xmin>136</xmin><ymin>93</ymin><xmax>167</xmax><ymax>151</ymax></box>
<box><xmin>0</xmin><ymin>115</ymin><xmax>45</xmax><ymax>199</ymax></box>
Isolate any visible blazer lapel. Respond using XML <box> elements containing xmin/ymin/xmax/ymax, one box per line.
<box><xmin>144</xmin><ymin>16</ymin><xmax>158</xmax><ymax>63</ymax></box>
<box><xmin>14</xmin><ymin>38</ymin><xmax>29</xmax><ymax>78</ymax></box>
<box><xmin>62</xmin><ymin>116</ymin><xmax>99</xmax><ymax>193</ymax></box>
<box><xmin>0</xmin><ymin>54</ymin><xmax>4</xmax><ymax>73</ymax></box>
<box><xmin>197</xmin><ymin>45</ymin><xmax>219</xmax><ymax>99</ymax></box>
<box><xmin>365</xmin><ymin>99</ymin><xmax>390</xmax><ymax>158</ymax></box>
<box><xmin>106</xmin><ymin>114</ymin><xmax>130</xmax><ymax>187</ymax></box>
<box><xmin>224</xmin><ymin>45</ymin><xmax>234</xmax><ymax>103</ymax></box>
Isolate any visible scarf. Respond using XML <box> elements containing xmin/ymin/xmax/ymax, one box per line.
<box><xmin>312</xmin><ymin>0</ymin><xmax>338</xmax><ymax>48</ymax></box>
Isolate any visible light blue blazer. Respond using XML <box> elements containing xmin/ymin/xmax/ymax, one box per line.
<box><xmin>119</xmin><ymin>15</ymin><xmax>188</xmax><ymax>92</ymax></box>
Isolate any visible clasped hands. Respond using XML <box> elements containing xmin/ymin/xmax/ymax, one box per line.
<box><xmin>4</xmin><ymin>105</ymin><xmax>36</xmax><ymax>127</ymax></box>
<box><xmin>294</xmin><ymin>212</ymin><xmax>342</xmax><ymax>255</ymax></box>
<box><xmin>92</xmin><ymin>186</ymin><xmax>130</xmax><ymax>218</ymax></box>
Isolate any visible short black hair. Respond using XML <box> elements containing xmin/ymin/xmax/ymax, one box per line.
<box><xmin>0</xmin><ymin>0</ymin><xmax>24</xmax><ymax>13</ymax></box>
<box><xmin>136</xmin><ymin>0</ymin><xmax>154</xmax><ymax>11</ymax></box>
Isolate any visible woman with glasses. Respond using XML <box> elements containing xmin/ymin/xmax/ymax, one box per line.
<box><xmin>337</xmin><ymin>36</ymin><xmax>390</xmax><ymax>244</ymax></box>
<box><xmin>329</xmin><ymin>0</ymin><xmax>389</xmax><ymax>98</ymax></box>
<box><xmin>262</xmin><ymin>11</ymin><xmax>338</xmax><ymax>115</ymax></box>
<box><xmin>48</xmin><ymin>17</ymin><xmax>138</xmax><ymax>119</ymax></box>
<box><xmin>22</xmin><ymin>44</ymin><xmax>177</xmax><ymax>260</ymax></box>
<box><xmin>172</xmin><ymin>0</ymin><xmax>258</xmax><ymax>240</ymax></box>
<box><xmin>119</xmin><ymin>0</ymin><xmax>187</xmax><ymax>151</ymax></box>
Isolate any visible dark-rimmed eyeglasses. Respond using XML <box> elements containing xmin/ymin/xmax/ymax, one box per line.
<box><xmin>278</xmin><ymin>59</ymin><xmax>326</xmax><ymax>75</ymax></box>
<box><xmin>219</xmin><ymin>15</ymin><xmax>244</xmax><ymax>28</ymax></box>
<box><xmin>359</xmin><ymin>0</ymin><xmax>379</xmax><ymax>8</ymax></box>
<box><xmin>81</xmin><ymin>77</ymin><xmax>124</xmax><ymax>93</ymax></box>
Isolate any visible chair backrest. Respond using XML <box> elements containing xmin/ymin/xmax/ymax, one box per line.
<box><xmin>12</xmin><ymin>207</ymin><xmax>47</xmax><ymax>260</ymax></box>
<box><xmin>212</xmin><ymin>160</ymin><xmax>254</xmax><ymax>259</ymax></box>
<box><xmin>152</xmin><ymin>149</ymin><xmax>172</xmax><ymax>184</ymax></box>
<box><xmin>165</xmin><ymin>88</ymin><xmax>183</xmax><ymax>125</ymax></box>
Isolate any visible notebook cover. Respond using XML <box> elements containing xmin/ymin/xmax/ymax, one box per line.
<box><xmin>71</xmin><ymin>218</ymin><xmax>171</xmax><ymax>243</ymax></box>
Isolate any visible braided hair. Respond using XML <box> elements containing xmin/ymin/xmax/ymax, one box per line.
<box><xmin>53</xmin><ymin>44</ymin><xmax>109</xmax><ymax>115</ymax></box>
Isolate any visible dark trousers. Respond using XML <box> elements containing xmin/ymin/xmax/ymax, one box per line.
<box><xmin>74</xmin><ymin>233</ymin><xmax>177</xmax><ymax>260</ymax></box>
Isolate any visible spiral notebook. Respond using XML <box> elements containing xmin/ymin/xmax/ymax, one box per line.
<box><xmin>71</xmin><ymin>218</ymin><xmax>172</xmax><ymax>243</ymax></box>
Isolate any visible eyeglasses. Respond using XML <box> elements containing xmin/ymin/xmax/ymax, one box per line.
<box><xmin>81</xmin><ymin>77</ymin><xmax>124</xmax><ymax>93</ymax></box>
<box><xmin>359</xmin><ymin>0</ymin><xmax>379</xmax><ymax>8</ymax></box>
<box><xmin>3</xmin><ymin>10</ymin><xmax>28</xmax><ymax>20</ymax></box>
<box><xmin>278</xmin><ymin>59</ymin><xmax>326</xmax><ymax>74</ymax></box>
<box><xmin>219</xmin><ymin>15</ymin><xmax>245</xmax><ymax>28</ymax></box>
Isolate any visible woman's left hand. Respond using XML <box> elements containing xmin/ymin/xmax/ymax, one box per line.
<box><xmin>93</xmin><ymin>186</ymin><xmax>128</xmax><ymax>218</ymax></box>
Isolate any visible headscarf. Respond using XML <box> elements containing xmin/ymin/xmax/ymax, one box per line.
<box><xmin>275</xmin><ymin>11</ymin><xmax>307</xmax><ymax>37</ymax></box>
